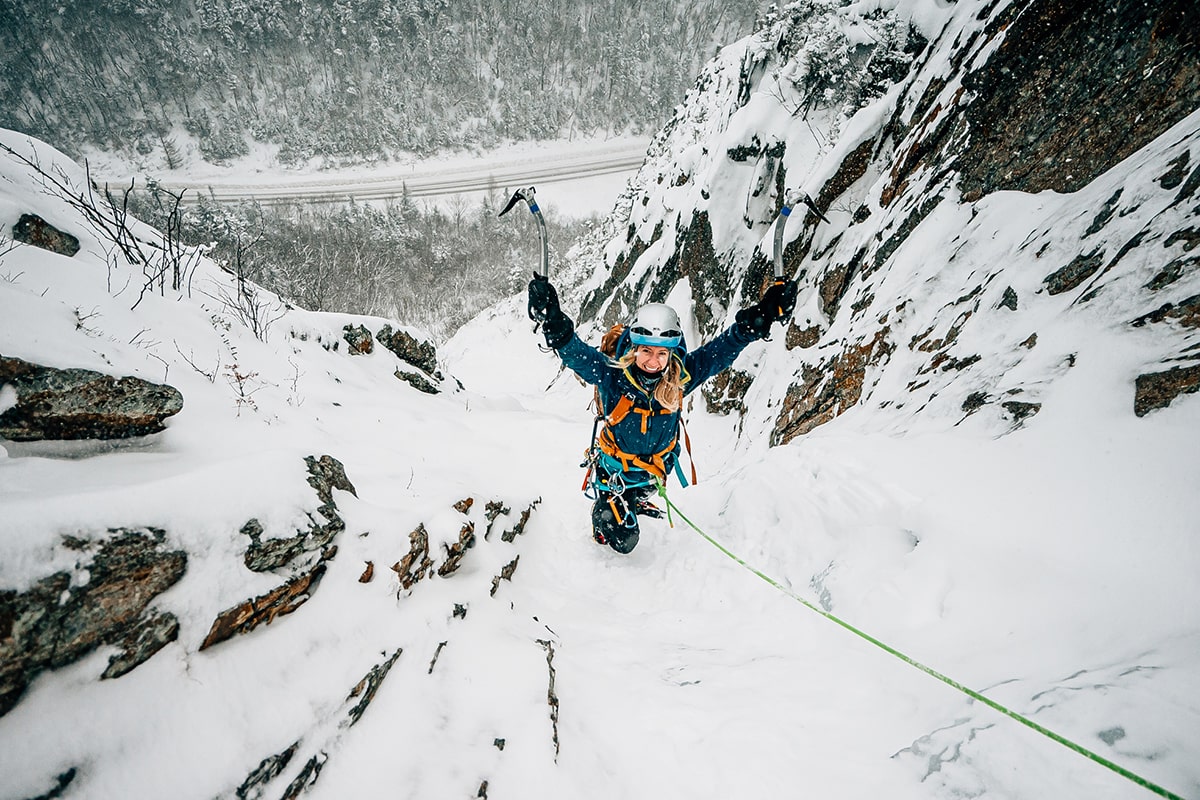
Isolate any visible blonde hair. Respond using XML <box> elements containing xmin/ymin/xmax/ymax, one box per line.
<box><xmin>615</xmin><ymin>348</ymin><xmax>684</xmax><ymax>413</ymax></box>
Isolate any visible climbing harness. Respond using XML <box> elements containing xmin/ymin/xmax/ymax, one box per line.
<box><xmin>651</xmin><ymin>479</ymin><xmax>1186</xmax><ymax>800</ymax></box>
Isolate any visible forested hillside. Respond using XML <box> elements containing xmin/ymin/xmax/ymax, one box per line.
<box><xmin>0</xmin><ymin>0</ymin><xmax>755</xmax><ymax>166</ymax></box>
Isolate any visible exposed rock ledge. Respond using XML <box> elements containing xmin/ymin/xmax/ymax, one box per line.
<box><xmin>0</xmin><ymin>355</ymin><xmax>183</xmax><ymax>442</ymax></box>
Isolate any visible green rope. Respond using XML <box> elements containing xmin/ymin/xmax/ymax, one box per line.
<box><xmin>653</xmin><ymin>480</ymin><xmax>1186</xmax><ymax>800</ymax></box>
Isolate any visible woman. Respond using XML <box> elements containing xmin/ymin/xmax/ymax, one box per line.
<box><xmin>528</xmin><ymin>274</ymin><xmax>797</xmax><ymax>553</ymax></box>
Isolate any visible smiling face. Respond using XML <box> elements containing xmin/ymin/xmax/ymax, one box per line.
<box><xmin>633</xmin><ymin>345</ymin><xmax>671</xmax><ymax>374</ymax></box>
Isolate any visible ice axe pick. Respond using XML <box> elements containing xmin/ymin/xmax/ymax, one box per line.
<box><xmin>499</xmin><ymin>186</ymin><xmax>550</xmax><ymax>279</ymax></box>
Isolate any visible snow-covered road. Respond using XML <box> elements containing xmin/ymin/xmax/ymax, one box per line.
<box><xmin>150</xmin><ymin>138</ymin><xmax>651</xmax><ymax>207</ymax></box>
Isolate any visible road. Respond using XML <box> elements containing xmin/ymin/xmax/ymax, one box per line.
<box><xmin>158</xmin><ymin>138</ymin><xmax>650</xmax><ymax>206</ymax></box>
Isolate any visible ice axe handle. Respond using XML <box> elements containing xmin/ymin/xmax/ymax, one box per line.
<box><xmin>772</xmin><ymin>205</ymin><xmax>791</xmax><ymax>281</ymax></box>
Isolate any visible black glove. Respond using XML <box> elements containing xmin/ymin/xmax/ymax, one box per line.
<box><xmin>528</xmin><ymin>274</ymin><xmax>574</xmax><ymax>349</ymax></box>
<box><xmin>735</xmin><ymin>279</ymin><xmax>798</xmax><ymax>340</ymax></box>
<box><xmin>762</xmin><ymin>279</ymin><xmax>798</xmax><ymax>319</ymax></box>
<box><xmin>528</xmin><ymin>274</ymin><xmax>560</xmax><ymax>322</ymax></box>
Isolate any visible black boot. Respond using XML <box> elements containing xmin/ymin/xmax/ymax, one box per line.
<box><xmin>591</xmin><ymin>494</ymin><xmax>640</xmax><ymax>554</ymax></box>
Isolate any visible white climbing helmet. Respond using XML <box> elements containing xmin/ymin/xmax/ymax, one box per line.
<box><xmin>628</xmin><ymin>303</ymin><xmax>683</xmax><ymax>348</ymax></box>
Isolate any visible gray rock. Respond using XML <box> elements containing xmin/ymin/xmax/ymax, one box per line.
<box><xmin>345</xmin><ymin>648</ymin><xmax>403</xmax><ymax>726</ymax></box>
<box><xmin>12</xmin><ymin>213</ymin><xmax>80</xmax><ymax>257</ymax></box>
<box><xmin>1043</xmin><ymin>252</ymin><xmax>1104</xmax><ymax>296</ymax></box>
<box><xmin>1134</xmin><ymin>364</ymin><xmax>1200</xmax><ymax>417</ymax></box>
<box><xmin>341</xmin><ymin>324</ymin><xmax>374</xmax><ymax>355</ymax></box>
<box><xmin>101</xmin><ymin>611</ymin><xmax>180</xmax><ymax>679</ymax></box>
<box><xmin>394</xmin><ymin>369</ymin><xmax>439</xmax><ymax>394</ymax></box>
<box><xmin>0</xmin><ymin>528</ymin><xmax>187</xmax><ymax>718</ymax></box>
<box><xmin>377</xmin><ymin>324</ymin><xmax>438</xmax><ymax>376</ymax></box>
<box><xmin>236</xmin><ymin>743</ymin><xmax>298</xmax><ymax>800</ymax></box>
<box><xmin>1129</xmin><ymin>294</ymin><xmax>1200</xmax><ymax>330</ymax></box>
<box><xmin>1002</xmin><ymin>401</ymin><xmax>1042</xmax><ymax>423</ymax></box>
<box><xmin>0</xmin><ymin>355</ymin><xmax>183</xmax><ymax>442</ymax></box>
<box><xmin>242</xmin><ymin>455</ymin><xmax>355</xmax><ymax>572</ymax></box>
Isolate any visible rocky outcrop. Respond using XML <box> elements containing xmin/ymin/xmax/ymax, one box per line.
<box><xmin>377</xmin><ymin>324</ymin><xmax>438</xmax><ymax>376</ymax></box>
<box><xmin>954</xmin><ymin>0</ymin><xmax>1200</xmax><ymax>198</ymax></box>
<box><xmin>102</xmin><ymin>610</ymin><xmax>181</xmax><ymax>679</ymax></box>
<box><xmin>771</xmin><ymin>329</ymin><xmax>894</xmax><ymax>446</ymax></box>
<box><xmin>11</xmin><ymin>213</ymin><xmax>80</xmax><ymax>256</ymax></box>
<box><xmin>235</xmin><ymin>647</ymin><xmax>403</xmax><ymax>798</ymax></box>
<box><xmin>236</xmin><ymin>744</ymin><xmax>299</xmax><ymax>800</ymax></box>
<box><xmin>1134</xmin><ymin>363</ymin><xmax>1200</xmax><ymax>417</ymax></box>
<box><xmin>242</xmin><ymin>455</ymin><xmax>356</xmax><ymax>572</ymax></box>
<box><xmin>498</xmin><ymin>500</ymin><xmax>540</xmax><ymax>543</ymax></box>
<box><xmin>280</xmin><ymin>753</ymin><xmax>327</xmax><ymax>800</ymax></box>
<box><xmin>0</xmin><ymin>355</ymin><xmax>183</xmax><ymax>441</ymax></box>
<box><xmin>703</xmin><ymin>368</ymin><xmax>754</xmax><ymax>416</ymax></box>
<box><xmin>206</xmin><ymin>456</ymin><xmax>355</xmax><ymax>650</ymax></box>
<box><xmin>394</xmin><ymin>369</ymin><xmax>439</xmax><ymax>395</ymax></box>
<box><xmin>0</xmin><ymin>528</ymin><xmax>187</xmax><ymax>718</ymax></box>
<box><xmin>490</xmin><ymin>556</ymin><xmax>520</xmax><ymax>597</ymax></box>
<box><xmin>199</xmin><ymin>562</ymin><xmax>327</xmax><ymax>651</ymax></box>
<box><xmin>436</xmin><ymin>522</ymin><xmax>477</xmax><ymax>577</ymax></box>
<box><xmin>1130</xmin><ymin>295</ymin><xmax>1200</xmax><ymax>330</ymax></box>
<box><xmin>392</xmin><ymin>499</ymin><xmax>539</xmax><ymax>592</ymax></box>
<box><xmin>392</xmin><ymin>523</ymin><xmax>435</xmax><ymax>591</ymax></box>
<box><xmin>1043</xmin><ymin>252</ymin><xmax>1104</xmax><ymax>296</ymax></box>
<box><xmin>341</xmin><ymin>324</ymin><xmax>374</xmax><ymax>355</ymax></box>
<box><xmin>580</xmin><ymin>221</ymin><xmax>664</xmax><ymax>327</ymax></box>
<box><xmin>660</xmin><ymin>210</ymin><xmax>728</xmax><ymax>337</ymax></box>
<box><xmin>881</xmin><ymin>0</ymin><xmax>1200</xmax><ymax>205</ymax></box>
<box><xmin>345</xmin><ymin>647</ymin><xmax>403</xmax><ymax>726</ymax></box>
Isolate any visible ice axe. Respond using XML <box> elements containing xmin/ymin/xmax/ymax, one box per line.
<box><xmin>769</xmin><ymin>189</ymin><xmax>829</xmax><ymax>317</ymax></box>
<box><xmin>499</xmin><ymin>186</ymin><xmax>550</xmax><ymax>279</ymax></box>
<box><xmin>772</xmin><ymin>188</ymin><xmax>829</xmax><ymax>281</ymax></box>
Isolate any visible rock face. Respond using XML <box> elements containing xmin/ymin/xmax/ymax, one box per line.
<box><xmin>341</xmin><ymin>324</ymin><xmax>375</xmax><ymax>355</ymax></box>
<box><xmin>377</xmin><ymin>324</ymin><xmax>439</xmax><ymax>376</ymax></box>
<box><xmin>11</xmin><ymin>213</ymin><xmax>80</xmax><ymax>256</ymax></box>
<box><xmin>0</xmin><ymin>355</ymin><xmax>183</xmax><ymax>441</ymax></box>
<box><xmin>572</xmin><ymin>0</ymin><xmax>1200</xmax><ymax>441</ymax></box>
<box><xmin>1134</xmin><ymin>364</ymin><xmax>1200</xmax><ymax>417</ymax></box>
<box><xmin>0</xmin><ymin>528</ymin><xmax>187</xmax><ymax>718</ymax></box>
<box><xmin>200</xmin><ymin>563</ymin><xmax>327</xmax><ymax>651</ymax></box>
<box><xmin>204</xmin><ymin>455</ymin><xmax>356</xmax><ymax>651</ymax></box>
<box><xmin>952</xmin><ymin>0</ymin><xmax>1200</xmax><ymax>198</ymax></box>
<box><xmin>241</xmin><ymin>455</ymin><xmax>356</xmax><ymax>572</ymax></box>
<box><xmin>394</xmin><ymin>369</ymin><xmax>439</xmax><ymax>395</ymax></box>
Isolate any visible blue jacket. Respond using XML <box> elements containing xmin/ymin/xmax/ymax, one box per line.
<box><xmin>557</xmin><ymin>323</ymin><xmax>756</xmax><ymax>469</ymax></box>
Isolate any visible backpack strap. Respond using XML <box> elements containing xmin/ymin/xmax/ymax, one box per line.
<box><xmin>677</xmin><ymin>413</ymin><xmax>698</xmax><ymax>486</ymax></box>
<box><xmin>605</xmin><ymin>393</ymin><xmax>636</xmax><ymax>426</ymax></box>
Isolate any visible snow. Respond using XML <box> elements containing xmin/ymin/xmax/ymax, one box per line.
<box><xmin>81</xmin><ymin>133</ymin><xmax>649</xmax><ymax>221</ymax></box>
<box><xmin>3</xmin><ymin>8</ymin><xmax>1200</xmax><ymax>800</ymax></box>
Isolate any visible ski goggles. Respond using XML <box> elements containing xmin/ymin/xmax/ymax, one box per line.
<box><xmin>629</xmin><ymin>326</ymin><xmax>682</xmax><ymax>348</ymax></box>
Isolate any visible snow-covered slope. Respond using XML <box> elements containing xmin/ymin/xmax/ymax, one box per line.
<box><xmin>2</xmin><ymin>1</ymin><xmax>1199</xmax><ymax>799</ymax></box>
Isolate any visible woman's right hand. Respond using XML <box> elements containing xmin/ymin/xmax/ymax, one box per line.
<box><xmin>528</xmin><ymin>274</ymin><xmax>561</xmax><ymax>322</ymax></box>
<box><xmin>528</xmin><ymin>274</ymin><xmax>574</xmax><ymax>349</ymax></box>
